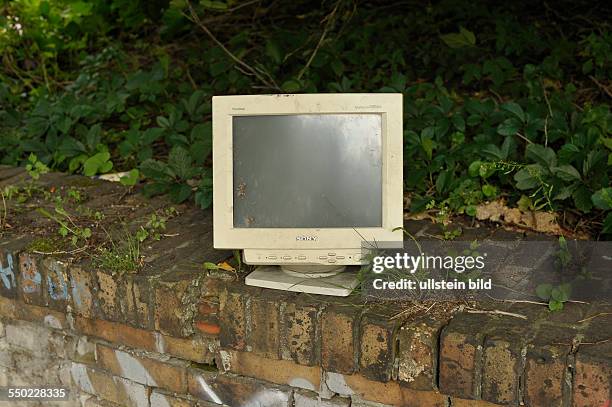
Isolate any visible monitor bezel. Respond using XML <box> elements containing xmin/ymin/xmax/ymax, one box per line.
<box><xmin>213</xmin><ymin>93</ymin><xmax>403</xmax><ymax>250</ymax></box>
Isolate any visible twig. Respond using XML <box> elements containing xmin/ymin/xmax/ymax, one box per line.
<box><xmin>184</xmin><ymin>1</ymin><xmax>280</xmax><ymax>91</ymax></box>
<box><xmin>297</xmin><ymin>1</ymin><xmax>340</xmax><ymax>81</ymax></box>
<box><xmin>576</xmin><ymin>312</ymin><xmax>612</xmax><ymax>324</ymax></box>
<box><xmin>589</xmin><ymin>75</ymin><xmax>612</xmax><ymax>99</ymax></box>
<box><xmin>32</xmin><ymin>245</ymin><xmax>89</xmax><ymax>255</ymax></box>
<box><xmin>465</xmin><ymin>308</ymin><xmax>528</xmax><ymax>320</ymax></box>
<box><xmin>515</xmin><ymin>131</ymin><xmax>534</xmax><ymax>144</ymax></box>
<box><xmin>0</xmin><ymin>190</ymin><xmax>6</xmax><ymax>229</ymax></box>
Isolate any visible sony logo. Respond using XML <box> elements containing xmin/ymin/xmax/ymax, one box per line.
<box><xmin>296</xmin><ymin>235</ymin><xmax>318</xmax><ymax>241</ymax></box>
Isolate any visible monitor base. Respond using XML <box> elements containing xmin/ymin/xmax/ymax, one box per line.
<box><xmin>245</xmin><ymin>265</ymin><xmax>359</xmax><ymax>296</ymax></box>
<box><xmin>280</xmin><ymin>264</ymin><xmax>346</xmax><ymax>278</ymax></box>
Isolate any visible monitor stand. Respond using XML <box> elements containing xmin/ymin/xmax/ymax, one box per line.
<box><xmin>245</xmin><ymin>265</ymin><xmax>359</xmax><ymax>297</ymax></box>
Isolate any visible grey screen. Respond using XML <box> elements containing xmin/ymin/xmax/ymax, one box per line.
<box><xmin>232</xmin><ymin>114</ymin><xmax>382</xmax><ymax>228</ymax></box>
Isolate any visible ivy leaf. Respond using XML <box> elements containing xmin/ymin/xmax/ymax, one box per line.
<box><xmin>168</xmin><ymin>146</ymin><xmax>193</xmax><ymax>180</ymax></box>
<box><xmin>526</xmin><ymin>144</ymin><xmax>557</xmax><ymax>168</ymax></box>
<box><xmin>592</xmin><ymin>187</ymin><xmax>612</xmax><ymax>210</ymax></box>
<box><xmin>168</xmin><ymin>183</ymin><xmax>192</xmax><ymax>203</ymax></box>
<box><xmin>440</xmin><ymin>27</ymin><xmax>476</xmax><ymax>48</ymax></box>
<box><xmin>497</xmin><ymin>118</ymin><xmax>521</xmax><ymax>136</ymax></box>
<box><xmin>553</xmin><ymin>165</ymin><xmax>581</xmax><ymax>182</ymax></box>
<box><xmin>548</xmin><ymin>299</ymin><xmax>564</xmax><ymax>312</ymax></box>
<box><xmin>501</xmin><ymin>102</ymin><xmax>526</xmax><ymax>123</ymax></box>
<box><xmin>573</xmin><ymin>186</ymin><xmax>593</xmax><ymax>213</ymax></box>
<box><xmin>514</xmin><ymin>164</ymin><xmax>543</xmax><ymax>190</ymax></box>
<box><xmin>83</xmin><ymin>151</ymin><xmax>113</xmax><ymax>176</ymax></box>
<box><xmin>119</xmin><ymin>169</ymin><xmax>140</xmax><ymax>186</ymax></box>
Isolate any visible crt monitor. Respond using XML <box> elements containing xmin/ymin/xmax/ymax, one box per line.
<box><xmin>212</xmin><ymin>93</ymin><xmax>403</xmax><ymax>295</ymax></box>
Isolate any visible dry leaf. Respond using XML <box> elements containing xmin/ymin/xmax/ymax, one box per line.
<box><xmin>217</xmin><ymin>261</ymin><xmax>236</xmax><ymax>272</ymax></box>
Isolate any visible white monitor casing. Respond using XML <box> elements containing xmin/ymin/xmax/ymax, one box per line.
<box><xmin>212</xmin><ymin>93</ymin><xmax>403</xmax><ymax>267</ymax></box>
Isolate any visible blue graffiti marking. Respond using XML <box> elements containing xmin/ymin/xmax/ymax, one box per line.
<box><xmin>47</xmin><ymin>263</ymin><xmax>69</xmax><ymax>301</ymax></box>
<box><xmin>0</xmin><ymin>253</ymin><xmax>15</xmax><ymax>290</ymax></box>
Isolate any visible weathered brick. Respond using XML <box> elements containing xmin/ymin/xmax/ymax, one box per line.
<box><xmin>71</xmin><ymin>363</ymin><xmax>150</xmax><ymax>407</ymax></box>
<box><xmin>219</xmin><ymin>286</ymin><xmax>255</xmax><ymax>350</ymax></box>
<box><xmin>150</xmin><ymin>390</ymin><xmax>196</xmax><ymax>407</ymax></box>
<box><xmin>18</xmin><ymin>253</ymin><xmax>45</xmax><ymax>306</ymax></box>
<box><xmin>324</xmin><ymin>372</ymin><xmax>447</xmax><ymax>406</ymax></box>
<box><xmin>250</xmin><ymin>294</ymin><xmax>282</xmax><ymax>358</ymax></box>
<box><xmin>294</xmin><ymin>389</ymin><xmax>350</xmax><ymax>407</ymax></box>
<box><xmin>15</xmin><ymin>302</ymin><xmax>67</xmax><ymax>329</ymax></box>
<box><xmin>69</xmin><ymin>266</ymin><xmax>96</xmax><ymax>318</ymax></box>
<box><xmin>439</xmin><ymin>313</ymin><xmax>487</xmax><ymax>399</ymax></box>
<box><xmin>96</xmin><ymin>343</ymin><xmax>188</xmax><ymax>393</ymax></box>
<box><xmin>195</xmin><ymin>321</ymin><xmax>221</xmax><ymax>336</ymax></box>
<box><xmin>226</xmin><ymin>350</ymin><xmax>321</xmax><ymax>391</ymax></box>
<box><xmin>322</xmin><ymin>305</ymin><xmax>359</xmax><ymax>374</ymax></box>
<box><xmin>396</xmin><ymin>316</ymin><xmax>447</xmax><ymax>390</ymax></box>
<box><xmin>0</xmin><ymin>249</ymin><xmax>18</xmax><ymax>298</ymax></box>
<box><xmin>282</xmin><ymin>297</ymin><xmax>319</xmax><ymax>365</ymax></box>
<box><xmin>450</xmin><ymin>398</ymin><xmax>503</xmax><ymax>407</ymax></box>
<box><xmin>188</xmin><ymin>369</ymin><xmax>291</xmax><ymax>407</ymax></box>
<box><xmin>5</xmin><ymin>321</ymin><xmax>68</xmax><ymax>358</ymax></box>
<box><xmin>154</xmin><ymin>279</ymin><xmax>191</xmax><ymax>337</ymax></box>
<box><xmin>0</xmin><ymin>296</ymin><xmax>17</xmax><ymax>318</ymax></box>
<box><xmin>359</xmin><ymin>314</ymin><xmax>396</xmax><ymax>382</ymax></box>
<box><xmin>96</xmin><ymin>270</ymin><xmax>121</xmax><ymax>321</ymax></box>
<box><xmin>481</xmin><ymin>336</ymin><xmax>521</xmax><ymax>404</ymax></box>
<box><xmin>75</xmin><ymin>317</ymin><xmax>217</xmax><ymax>364</ymax></box>
<box><xmin>523</xmin><ymin>327</ymin><xmax>571</xmax><ymax>407</ymax></box>
<box><xmin>574</xmin><ymin>341</ymin><xmax>612</xmax><ymax>407</ymax></box>
<box><xmin>42</xmin><ymin>258</ymin><xmax>71</xmax><ymax>311</ymax></box>
<box><xmin>129</xmin><ymin>276</ymin><xmax>153</xmax><ymax>329</ymax></box>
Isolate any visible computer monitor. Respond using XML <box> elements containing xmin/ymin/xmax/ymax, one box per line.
<box><xmin>212</xmin><ymin>93</ymin><xmax>403</xmax><ymax>295</ymax></box>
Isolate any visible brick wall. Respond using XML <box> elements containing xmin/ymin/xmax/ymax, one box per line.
<box><xmin>0</xmin><ymin>169</ymin><xmax>611</xmax><ymax>407</ymax></box>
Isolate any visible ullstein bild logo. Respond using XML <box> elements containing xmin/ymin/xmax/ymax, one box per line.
<box><xmin>296</xmin><ymin>235</ymin><xmax>318</xmax><ymax>241</ymax></box>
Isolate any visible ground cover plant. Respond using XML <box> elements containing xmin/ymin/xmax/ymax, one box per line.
<box><xmin>0</xmin><ymin>0</ymin><xmax>610</xmax><ymax>238</ymax></box>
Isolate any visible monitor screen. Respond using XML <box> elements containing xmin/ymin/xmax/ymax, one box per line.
<box><xmin>232</xmin><ymin>114</ymin><xmax>383</xmax><ymax>228</ymax></box>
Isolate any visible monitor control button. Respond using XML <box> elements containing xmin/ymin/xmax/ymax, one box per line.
<box><xmin>318</xmin><ymin>256</ymin><xmax>327</xmax><ymax>260</ymax></box>
<box><xmin>297</xmin><ymin>255</ymin><xmax>306</xmax><ymax>260</ymax></box>
<box><xmin>328</xmin><ymin>259</ymin><xmax>337</xmax><ymax>263</ymax></box>
<box><xmin>267</xmin><ymin>256</ymin><xmax>277</xmax><ymax>260</ymax></box>
<box><xmin>328</xmin><ymin>252</ymin><xmax>336</xmax><ymax>256</ymax></box>
<box><xmin>336</xmin><ymin>256</ymin><xmax>345</xmax><ymax>259</ymax></box>
<box><xmin>282</xmin><ymin>256</ymin><xmax>291</xmax><ymax>260</ymax></box>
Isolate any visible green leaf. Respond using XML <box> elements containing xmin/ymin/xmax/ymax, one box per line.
<box><xmin>451</xmin><ymin>114</ymin><xmax>465</xmax><ymax>132</ymax></box>
<box><xmin>536</xmin><ymin>283</ymin><xmax>553</xmax><ymax>300</ymax></box>
<box><xmin>440</xmin><ymin>27</ymin><xmax>476</xmax><ymax>48</ymax></box>
<box><xmin>140</xmin><ymin>160</ymin><xmax>172</xmax><ymax>181</ymax></box>
<box><xmin>83</xmin><ymin>152</ymin><xmax>112</xmax><ymax>176</ymax></box>
<box><xmin>602</xmin><ymin>213</ymin><xmax>612</xmax><ymax>234</ymax></box>
<box><xmin>168</xmin><ymin>183</ymin><xmax>192</xmax><ymax>203</ymax></box>
<box><xmin>203</xmin><ymin>262</ymin><xmax>219</xmax><ymax>270</ymax></box>
<box><xmin>501</xmin><ymin>102</ymin><xmax>526</xmax><ymax>122</ymax></box>
<box><xmin>265</xmin><ymin>40</ymin><xmax>282</xmax><ymax>64</ymax></box>
<box><xmin>119</xmin><ymin>169</ymin><xmax>140</xmax><ymax>186</ymax></box>
<box><xmin>592</xmin><ymin>187</ymin><xmax>612</xmax><ymax>210</ymax></box>
<box><xmin>573</xmin><ymin>186</ymin><xmax>593</xmax><ymax>213</ymax></box>
<box><xmin>482</xmin><ymin>184</ymin><xmax>497</xmax><ymax>198</ymax></box>
<box><xmin>468</xmin><ymin>161</ymin><xmax>482</xmax><ymax>177</ymax></box>
<box><xmin>553</xmin><ymin>165</ymin><xmax>581</xmax><ymax>182</ymax></box>
<box><xmin>282</xmin><ymin>80</ymin><xmax>302</xmax><ymax>92</ymax></box>
<box><xmin>548</xmin><ymin>299</ymin><xmax>564</xmax><ymax>312</ymax></box>
<box><xmin>143</xmin><ymin>182</ymin><xmax>168</xmax><ymax>197</ymax></box>
<box><xmin>201</xmin><ymin>0</ymin><xmax>228</xmax><ymax>10</ymax></box>
<box><xmin>168</xmin><ymin>147</ymin><xmax>193</xmax><ymax>180</ymax></box>
<box><xmin>514</xmin><ymin>165</ymin><xmax>543</xmax><ymax>190</ymax></box>
<box><xmin>526</xmin><ymin>144</ymin><xmax>557</xmax><ymax>168</ymax></box>
<box><xmin>497</xmin><ymin>118</ymin><xmax>521</xmax><ymax>136</ymax></box>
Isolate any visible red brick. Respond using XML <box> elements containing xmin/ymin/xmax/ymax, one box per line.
<box><xmin>96</xmin><ymin>343</ymin><xmax>188</xmax><ymax>393</ymax></box>
<box><xmin>523</xmin><ymin>327</ymin><xmax>571</xmax><ymax>407</ymax></box>
<box><xmin>322</xmin><ymin>305</ymin><xmax>359</xmax><ymax>374</ymax></box>
<box><xmin>219</xmin><ymin>287</ymin><xmax>252</xmax><ymax>350</ymax></box>
<box><xmin>451</xmin><ymin>398</ymin><xmax>503</xmax><ymax>407</ymax></box>
<box><xmin>397</xmin><ymin>316</ymin><xmax>447</xmax><ymax>390</ymax></box>
<box><xmin>359</xmin><ymin>314</ymin><xmax>396</xmax><ymax>381</ymax></box>
<box><xmin>16</xmin><ymin>302</ymin><xmax>67</xmax><ymax>329</ymax></box>
<box><xmin>96</xmin><ymin>270</ymin><xmax>121</xmax><ymax>321</ymax></box>
<box><xmin>439</xmin><ymin>314</ymin><xmax>487</xmax><ymax>399</ymax></box>
<box><xmin>574</xmin><ymin>344</ymin><xmax>612</xmax><ymax>407</ymax></box>
<box><xmin>195</xmin><ymin>321</ymin><xmax>221</xmax><ymax>336</ymax></box>
<box><xmin>75</xmin><ymin>317</ymin><xmax>216</xmax><ymax>364</ymax></box>
<box><xmin>481</xmin><ymin>336</ymin><xmax>520</xmax><ymax>404</ymax></box>
<box><xmin>250</xmin><ymin>295</ymin><xmax>282</xmax><ymax>358</ymax></box>
<box><xmin>282</xmin><ymin>298</ymin><xmax>319</xmax><ymax>366</ymax></box>
<box><xmin>227</xmin><ymin>350</ymin><xmax>321</xmax><ymax>391</ymax></box>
